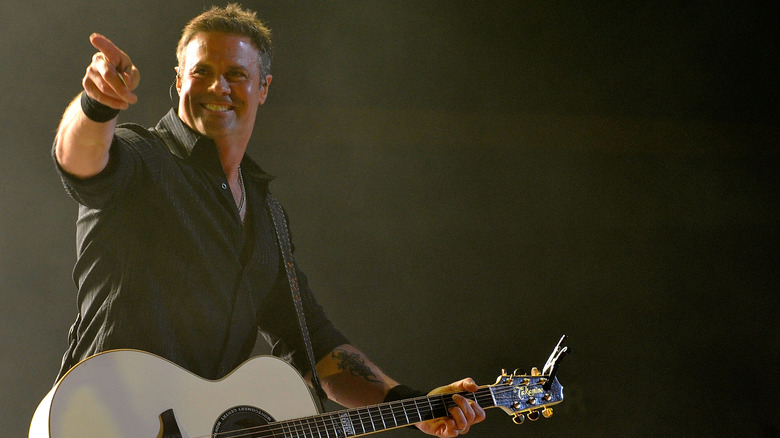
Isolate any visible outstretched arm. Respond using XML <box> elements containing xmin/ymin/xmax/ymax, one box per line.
<box><xmin>55</xmin><ymin>33</ymin><xmax>140</xmax><ymax>178</ymax></box>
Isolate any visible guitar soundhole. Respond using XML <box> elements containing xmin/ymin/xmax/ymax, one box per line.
<box><xmin>213</xmin><ymin>405</ymin><xmax>275</xmax><ymax>437</ymax></box>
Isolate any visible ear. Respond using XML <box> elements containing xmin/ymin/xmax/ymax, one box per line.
<box><xmin>258</xmin><ymin>75</ymin><xmax>272</xmax><ymax>105</ymax></box>
<box><xmin>174</xmin><ymin>67</ymin><xmax>182</xmax><ymax>93</ymax></box>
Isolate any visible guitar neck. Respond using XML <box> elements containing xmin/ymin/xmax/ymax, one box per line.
<box><xmin>269</xmin><ymin>387</ymin><xmax>496</xmax><ymax>437</ymax></box>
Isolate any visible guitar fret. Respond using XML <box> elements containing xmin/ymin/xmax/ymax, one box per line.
<box><xmin>376</xmin><ymin>405</ymin><xmax>387</xmax><ymax>430</ymax></box>
<box><xmin>353</xmin><ymin>411</ymin><xmax>363</xmax><ymax>434</ymax></box>
<box><xmin>320</xmin><ymin>416</ymin><xmax>328</xmax><ymax>438</ymax></box>
<box><xmin>308</xmin><ymin>417</ymin><xmax>315</xmax><ymax>438</ymax></box>
<box><xmin>327</xmin><ymin>414</ymin><xmax>338</xmax><ymax>438</ymax></box>
<box><xmin>368</xmin><ymin>406</ymin><xmax>378</xmax><ymax>432</ymax></box>
<box><xmin>360</xmin><ymin>409</ymin><xmax>371</xmax><ymax>434</ymax></box>
<box><xmin>322</xmin><ymin>415</ymin><xmax>332</xmax><ymax>438</ymax></box>
<box><xmin>362</xmin><ymin>407</ymin><xmax>373</xmax><ymax>432</ymax></box>
<box><xmin>292</xmin><ymin>419</ymin><xmax>304</xmax><ymax>438</ymax></box>
<box><xmin>356</xmin><ymin>410</ymin><xmax>366</xmax><ymax>434</ymax></box>
<box><xmin>365</xmin><ymin>407</ymin><xmax>374</xmax><ymax>432</ymax></box>
<box><xmin>364</xmin><ymin>409</ymin><xmax>373</xmax><ymax>433</ymax></box>
<box><xmin>414</xmin><ymin>398</ymin><xmax>425</xmax><ymax>423</ymax></box>
<box><xmin>312</xmin><ymin>417</ymin><xmax>321</xmax><ymax>438</ymax></box>
<box><xmin>402</xmin><ymin>400</ymin><xmax>411</xmax><ymax>425</ymax></box>
<box><xmin>416</xmin><ymin>398</ymin><xmax>426</xmax><ymax>420</ymax></box>
<box><xmin>388</xmin><ymin>403</ymin><xmax>397</xmax><ymax>428</ymax></box>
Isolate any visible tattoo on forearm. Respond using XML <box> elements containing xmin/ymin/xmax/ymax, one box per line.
<box><xmin>331</xmin><ymin>349</ymin><xmax>381</xmax><ymax>383</ymax></box>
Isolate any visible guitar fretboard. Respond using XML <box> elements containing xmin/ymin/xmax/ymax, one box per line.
<box><xmin>249</xmin><ymin>387</ymin><xmax>496</xmax><ymax>438</ymax></box>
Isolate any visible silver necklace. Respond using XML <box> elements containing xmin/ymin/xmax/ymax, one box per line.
<box><xmin>237</xmin><ymin>166</ymin><xmax>246</xmax><ymax>216</ymax></box>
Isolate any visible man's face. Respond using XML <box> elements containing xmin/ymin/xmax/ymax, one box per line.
<box><xmin>176</xmin><ymin>32</ymin><xmax>271</xmax><ymax>144</ymax></box>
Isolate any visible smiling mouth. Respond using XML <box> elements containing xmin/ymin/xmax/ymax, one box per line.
<box><xmin>202</xmin><ymin>103</ymin><xmax>232</xmax><ymax>112</ymax></box>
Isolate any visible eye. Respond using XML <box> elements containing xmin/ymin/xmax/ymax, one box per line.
<box><xmin>227</xmin><ymin>70</ymin><xmax>248</xmax><ymax>81</ymax></box>
<box><xmin>190</xmin><ymin>66</ymin><xmax>209</xmax><ymax>78</ymax></box>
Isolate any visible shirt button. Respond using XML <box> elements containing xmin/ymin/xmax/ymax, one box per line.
<box><xmin>221</xmin><ymin>183</ymin><xmax>228</xmax><ymax>189</ymax></box>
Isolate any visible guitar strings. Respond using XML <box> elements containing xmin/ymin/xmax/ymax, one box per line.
<box><xmin>194</xmin><ymin>385</ymin><xmax>541</xmax><ymax>438</ymax></box>
<box><xmin>202</xmin><ymin>388</ymin><xmax>516</xmax><ymax>438</ymax></box>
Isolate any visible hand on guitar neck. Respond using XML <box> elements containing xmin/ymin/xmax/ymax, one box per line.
<box><xmin>416</xmin><ymin>378</ymin><xmax>486</xmax><ymax>436</ymax></box>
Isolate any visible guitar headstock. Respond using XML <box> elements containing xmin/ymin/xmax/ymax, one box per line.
<box><xmin>490</xmin><ymin>335</ymin><xmax>568</xmax><ymax>424</ymax></box>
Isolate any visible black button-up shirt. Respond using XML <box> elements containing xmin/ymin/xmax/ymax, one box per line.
<box><xmin>54</xmin><ymin>109</ymin><xmax>347</xmax><ymax>381</ymax></box>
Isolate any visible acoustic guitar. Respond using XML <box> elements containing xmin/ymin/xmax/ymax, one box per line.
<box><xmin>30</xmin><ymin>336</ymin><xmax>568</xmax><ymax>437</ymax></box>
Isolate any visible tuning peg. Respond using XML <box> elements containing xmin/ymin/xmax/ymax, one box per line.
<box><xmin>542</xmin><ymin>408</ymin><xmax>553</xmax><ymax>418</ymax></box>
<box><xmin>527</xmin><ymin>411</ymin><xmax>540</xmax><ymax>421</ymax></box>
<box><xmin>512</xmin><ymin>413</ymin><xmax>525</xmax><ymax>425</ymax></box>
<box><xmin>531</xmin><ymin>367</ymin><xmax>541</xmax><ymax>376</ymax></box>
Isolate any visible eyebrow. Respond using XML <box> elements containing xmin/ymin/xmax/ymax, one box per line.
<box><xmin>189</xmin><ymin>63</ymin><xmax>252</xmax><ymax>77</ymax></box>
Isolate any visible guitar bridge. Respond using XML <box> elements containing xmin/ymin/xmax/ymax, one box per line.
<box><xmin>158</xmin><ymin>409</ymin><xmax>182</xmax><ymax>438</ymax></box>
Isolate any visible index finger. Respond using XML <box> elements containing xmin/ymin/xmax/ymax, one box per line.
<box><xmin>89</xmin><ymin>33</ymin><xmax>130</xmax><ymax>70</ymax></box>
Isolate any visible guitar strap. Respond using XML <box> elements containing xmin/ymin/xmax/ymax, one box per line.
<box><xmin>266</xmin><ymin>193</ymin><xmax>328</xmax><ymax>409</ymax></box>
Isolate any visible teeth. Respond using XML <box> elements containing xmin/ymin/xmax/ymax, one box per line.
<box><xmin>204</xmin><ymin>104</ymin><xmax>231</xmax><ymax>112</ymax></box>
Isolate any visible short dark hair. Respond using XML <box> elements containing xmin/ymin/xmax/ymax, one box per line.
<box><xmin>176</xmin><ymin>3</ymin><xmax>272</xmax><ymax>77</ymax></box>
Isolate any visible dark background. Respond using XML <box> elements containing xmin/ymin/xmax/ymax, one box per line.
<box><xmin>2</xmin><ymin>1</ymin><xmax>777</xmax><ymax>436</ymax></box>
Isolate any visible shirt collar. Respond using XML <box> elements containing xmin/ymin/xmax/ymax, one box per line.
<box><xmin>153</xmin><ymin>109</ymin><xmax>274</xmax><ymax>182</ymax></box>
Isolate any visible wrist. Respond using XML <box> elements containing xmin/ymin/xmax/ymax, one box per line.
<box><xmin>385</xmin><ymin>384</ymin><xmax>428</xmax><ymax>432</ymax></box>
<box><xmin>80</xmin><ymin>92</ymin><xmax>120</xmax><ymax>122</ymax></box>
<box><xmin>384</xmin><ymin>384</ymin><xmax>426</xmax><ymax>402</ymax></box>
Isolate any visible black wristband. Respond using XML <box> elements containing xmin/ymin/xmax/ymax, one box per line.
<box><xmin>385</xmin><ymin>385</ymin><xmax>428</xmax><ymax>431</ymax></box>
<box><xmin>384</xmin><ymin>384</ymin><xmax>426</xmax><ymax>402</ymax></box>
<box><xmin>80</xmin><ymin>92</ymin><xmax>120</xmax><ymax>122</ymax></box>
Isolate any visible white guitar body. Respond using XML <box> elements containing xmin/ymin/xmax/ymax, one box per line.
<box><xmin>29</xmin><ymin>349</ymin><xmax>318</xmax><ymax>438</ymax></box>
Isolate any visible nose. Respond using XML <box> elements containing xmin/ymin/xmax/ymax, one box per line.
<box><xmin>208</xmin><ymin>75</ymin><xmax>230</xmax><ymax>95</ymax></box>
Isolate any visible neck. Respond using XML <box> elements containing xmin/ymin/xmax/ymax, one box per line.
<box><xmin>213</xmin><ymin>139</ymin><xmax>247</xmax><ymax>180</ymax></box>
<box><xmin>177</xmin><ymin>109</ymin><xmax>252</xmax><ymax>177</ymax></box>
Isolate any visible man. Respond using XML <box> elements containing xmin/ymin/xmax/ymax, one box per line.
<box><xmin>53</xmin><ymin>4</ymin><xmax>484</xmax><ymax>436</ymax></box>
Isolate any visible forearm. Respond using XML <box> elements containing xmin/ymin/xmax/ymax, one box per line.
<box><xmin>306</xmin><ymin>344</ymin><xmax>400</xmax><ymax>408</ymax></box>
<box><xmin>307</xmin><ymin>345</ymin><xmax>487</xmax><ymax>437</ymax></box>
<box><xmin>54</xmin><ymin>92</ymin><xmax>116</xmax><ymax>178</ymax></box>
<box><xmin>56</xmin><ymin>33</ymin><xmax>140</xmax><ymax>179</ymax></box>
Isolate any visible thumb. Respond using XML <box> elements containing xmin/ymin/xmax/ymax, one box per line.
<box><xmin>430</xmin><ymin>378</ymin><xmax>478</xmax><ymax>395</ymax></box>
